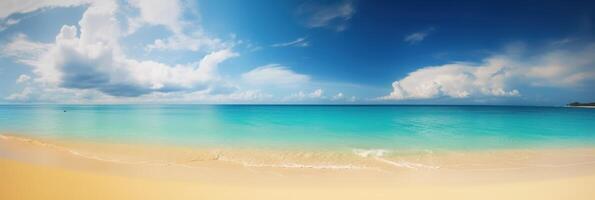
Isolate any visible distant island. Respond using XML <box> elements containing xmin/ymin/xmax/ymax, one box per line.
<box><xmin>567</xmin><ymin>102</ymin><xmax>595</xmax><ymax>107</ymax></box>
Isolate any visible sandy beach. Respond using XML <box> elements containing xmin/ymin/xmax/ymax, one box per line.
<box><xmin>2</xmin><ymin>157</ymin><xmax>595</xmax><ymax>200</ymax></box>
<box><xmin>2</xmin><ymin>133</ymin><xmax>595</xmax><ymax>200</ymax></box>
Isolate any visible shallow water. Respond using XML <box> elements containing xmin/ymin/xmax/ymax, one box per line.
<box><xmin>1</xmin><ymin>105</ymin><xmax>594</xmax><ymax>151</ymax></box>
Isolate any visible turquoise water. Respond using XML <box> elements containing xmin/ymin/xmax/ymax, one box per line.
<box><xmin>1</xmin><ymin>105</ymin><xmax>594</xmax><ymax>151</ymax></box>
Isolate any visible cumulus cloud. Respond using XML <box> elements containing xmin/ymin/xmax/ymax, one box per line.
<box><xmin>297</xmin><ymin>0</ymin><xmax>355</xmax><ymax>31</ymax></box>
<box><xmin>0</xmin><ymin>0</ymin><xmax>93</xmax><ymax>32</ymax></box>
<box><xmin>122</xmin><ymin>89</ymin><xmax>273</xmax><ymax>104</ymax></box>
<box><xmin>5</xmin><ymin>87</ymin><xmax>33</xmax><ymax>101</ymax></box>
<box><xmin>0</xmin><ymin>0</ymin><xmax>92</xmax><ymax>19</ymax></box>
<box><xmin>310</xmin><ymin>88</ymin><xmax>324</xmax><ymax>97</ymax></box>
<box><xmin>331</xmin><ymin>92</ymin><xmax>344</xmax><ymax>100</ymax></box>
<box><xmin>271</xmin><ymin>37</ymin><xmax>309</xmax><ymax>48</ymax></box>
<box><xmin>1</xmin><ymin>0</ymin><xmax>339</xmax><ymax>104</ymax></box>
<box><xmin>5</xmin><ymin>74</ymin><xmax>34</xmax><ymax>101</ymax></box>
<box><xmin>241</xmin><ymin>64</ymin><xmax>310</xmax><ymax>87</ymax></box>
<box><xmin>382</xmin><ymin>42</ymin><xmax>595</xmax><ymax>100</ymax></box>
<box><xmin>0</xmin><ymin>18</ymin><xmax>20</xmax><ymax>31</ymax></box>
<box><xmin>0</xmin><ymin>0</ymin><xmax>360</xmax><ymax>104</ymax></box>
<box><xmin>285</xmin><ymin>89</ymin><xmax>326</xmax><ymax>101</ymax></box>
<box><xmin>123</xmin><ymin>0</ymin><xmax>230</xmax><ymax>52</ymax></box>
<box><xmin>16</xmin><ymin>74</ymin><xmax>31</xmax><ymax>84</ymax></box>
<box><xmin>382</xmin><ymin>62</ymin><xmax>519</xmax><ymax>100</ymax></box>
<box><xmin>127</xmin><ymin>0</ymin><xmax>182</xmax><ymax>33</ymax></box>
<box><xmin>3</xmin><ymin>1</ymin><xmax>238</xmax><ymax>99</ymax></box>
<box><xmin>404</xmin><ymin>27</ymin><xmax>435</xmax><ymax>44</ymax></box>
<box><xmin>239</xmin><ymin>65</ymin><xmax>365</xmax><ymax>103</ymax></box>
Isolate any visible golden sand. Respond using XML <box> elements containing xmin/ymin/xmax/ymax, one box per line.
<box><xmin>1</xmin><ymin>134</ymin><xmax>595</xmax><ymax>199</ymax></box>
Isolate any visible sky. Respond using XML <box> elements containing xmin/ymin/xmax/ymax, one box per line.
<box><xmin>0</xmin><ymin>0</ymin><xmax>593</xmax><ymax>105</ymax></box>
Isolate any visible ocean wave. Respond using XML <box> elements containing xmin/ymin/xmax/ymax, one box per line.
<box><xmin>218</xmin><ymin>156</ymin><xmax>372</xmax><ymax>170</ymax></box>
<box><xmin>352</xmin><ymin>148</ymin><xmax>439</xmax><ymax>170</ymax></box>
<box><xmin>0</xmin><ymin>134</ymin><xmax>182</xmax><ymax>167</ymax></box>
<box><xmin>0</xmin><ymin>134</ymin><xmax>377</xmax><ymax>171</ymax></box>
<box><xmin>352</xmin><ymin>148</ymin><xmax>390</xmax><ymax>157</ymax></box>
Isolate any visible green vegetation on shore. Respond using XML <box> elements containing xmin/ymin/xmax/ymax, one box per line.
<box><xmin>567</xmin><ymin>102</ymin><xmax>595</xmax><ymax>106</ymax></box>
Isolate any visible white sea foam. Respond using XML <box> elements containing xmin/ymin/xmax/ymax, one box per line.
<box><xmin>352</xmin><ymin>148</ymin><xmax>439</xmax><ymax>170</ymax></box>
<box><xmin>1</xmin><ymin>134</ymin><xmax>379</xmax><ymax>171</ymax></box>
<box><xmin>352</xmin><ymin>148</ymin><xmax>390</xmax><ymax>157</ymax></box>
<box><xmin>375</xmin><ymin>158</ymin><xmax>440</xmax><ymax>170</ymax></box>
<box><xmin>217</xmin><ymin>155</ymin><xmax>373</xmax><ymax>170</ymax></box>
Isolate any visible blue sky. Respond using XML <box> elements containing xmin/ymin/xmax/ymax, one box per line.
<box><xmin>0</xmin><ymin>0</ymin><xmax>593</xmax><ymax>105</ymax></box>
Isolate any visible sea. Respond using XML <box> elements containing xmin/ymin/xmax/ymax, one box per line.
<box><xmin>1</xmin><ymin>105</ymin><xmax>594</xmax><ymax>152</ymax></box>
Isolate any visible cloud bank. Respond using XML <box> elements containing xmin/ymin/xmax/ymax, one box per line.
<box><xmin>382</xmin><ymin>42</ymin><xmax>595</xmax><ymax>100</ymax></box>
<box><xmin>242</xmin><ymin>64</ymin><xmax>310</xmax><ymax>87</ymax></box>
<box><xmin>0</xmin><ymin>1</ymin><xmax>359</xmax><ymax>104</ymax></box>
<box><xmin>2</xmin><ymin>1</ymin><xmax>239</xmax><ymax>100</ymax></box>
<box><xmin>0</xmin><ymin>0</ymin><xmax>92</xmax><ymax>19</ymax></box>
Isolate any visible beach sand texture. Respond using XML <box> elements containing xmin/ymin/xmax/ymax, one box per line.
<box><xmin>1</xmin><ymin>134</ymin><xmax>595</xmax><ymax>200</ymax></box>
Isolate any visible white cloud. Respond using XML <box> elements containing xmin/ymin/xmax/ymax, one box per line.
<box><xmin>310</xmin><ymin>88</ymin><xmax>324</xmax><ymax>98</ymax></box>
<box><xmin>6</xmin><ymin>74</ymin><xmax>34</xmax><ymax>101</ymax></box>
<box><xmin>348</xmin><ymin>96</ymin><xmax>357</xmax><ymax>102</ymax></box>
<box><xmin>127</xmin><ymin>0</ymin><xmax>182</xmax><ymax>33</ymax></box>
<box><xmin>0</xmin><ymin>0</ymin><xmax>93</xmax><ymax>31</ymax></box>
<box><xmin>125</xmin><ymin>89</ymin><xmax>274</xmax><ymax>104</ymax></box>
<box><xmin>3</xmin><ymin>1</ymin><xmax>238</xmax><ymax>99</ymax></box>
<box><xmin>297</xmin><ymin>1</ymin><xmax>355</xmax><ymax>31</ymax></box>
<box><xmin>404</xmin><ymin>32</ymin><xmax>427</xmax><ymax>44</ymax></box>
<box><xmin>329</xmin><ymin>92</ymin><xmax>357</xmax><ymax>102</ymax></box>
<box><xmin>331</xmin><ymin>92</ymin><xmax>344</xmax><ymax>100</ymax></box>
<box><xmin>404</xmin><ymin>27</ymin><xmax>435</xmax><ymax>44</ymax></box>
<box><xmin>16</xmin><ymin>74</ymin><xmax>31</xmax><ymax>84</ymax></box>
<box><xmin>0</xmin><ymin>0</ymin><xmax>362</xmax><ymax>104</ymax></box>
<box><xmin>1</xmin><ymin>33</ymin><xmax>51</xmax><ymax>66</ymax></box>
<box><xmin>121</xmin><ymin>0</ymin><xmax>231</xmax><ymax>52</ymax></box>
<box><xmin>271</xmin><ymin>37</ymin><xmax>309</xmax><ymax>48</ymax></box>
<box><xmin>382</xmin><ymin>61</ymin><xmax>519</xmax><ymax>100</ymax></box>
<box><xmin>77</xmin><ymin>0</ymin><xmax>120</xmax><ymax>46</ymax></box>
<box><xmin>5</xmin><ymin>87</ymin><xmax>33</xmax><ymax>101</ymax></box>
<box><xmin>241</xmin><ymin>64</ymin><xmax>310</xmax><ymax>87</ymax></box>
<box><xmin>240</xmin><ymin>66</ymin><xmax>367</xmax><ymax>103</ymax></box>
<box><xmin>0</xmin><ymin>0</ymin><xmax>92</xmax><ymax>19</ymax></box>
<box><xmin>146</xmin><ymin>31</ymin><xmax>230</xmax><ymax>52</ymax></box>
<box><xmin>1</xmin><ymin>0</ymin><xmax>330</xmax><ymax>104</ymax></box>
<box><xmin>0</xmin><ymin>18</ymin><xmax>20</xmax><ymax>31</ymax></box>
<box><xmin>285</xmin><ymin>89</ymin><xmax>327</xmax><ymax>101</ymax></box>
<box><xmin>382</xmin><ymin>43</ymin><xmax>595</xmax><ymax>100</ymax></box>
<box><xmin>523</xmin><ymin>46</ymin><xmax>595</xmax><ymax>87</ymax></box>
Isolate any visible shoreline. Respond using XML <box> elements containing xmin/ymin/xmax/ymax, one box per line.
<box><xmin>2</xmin><ymin>133</ymin><xmax>595</xmax><ymax>180</ymax></box>
<box><xmin>2</xmin><ymin>133</ymin><xmax>595</xmax><ymax>199</ymax></box>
